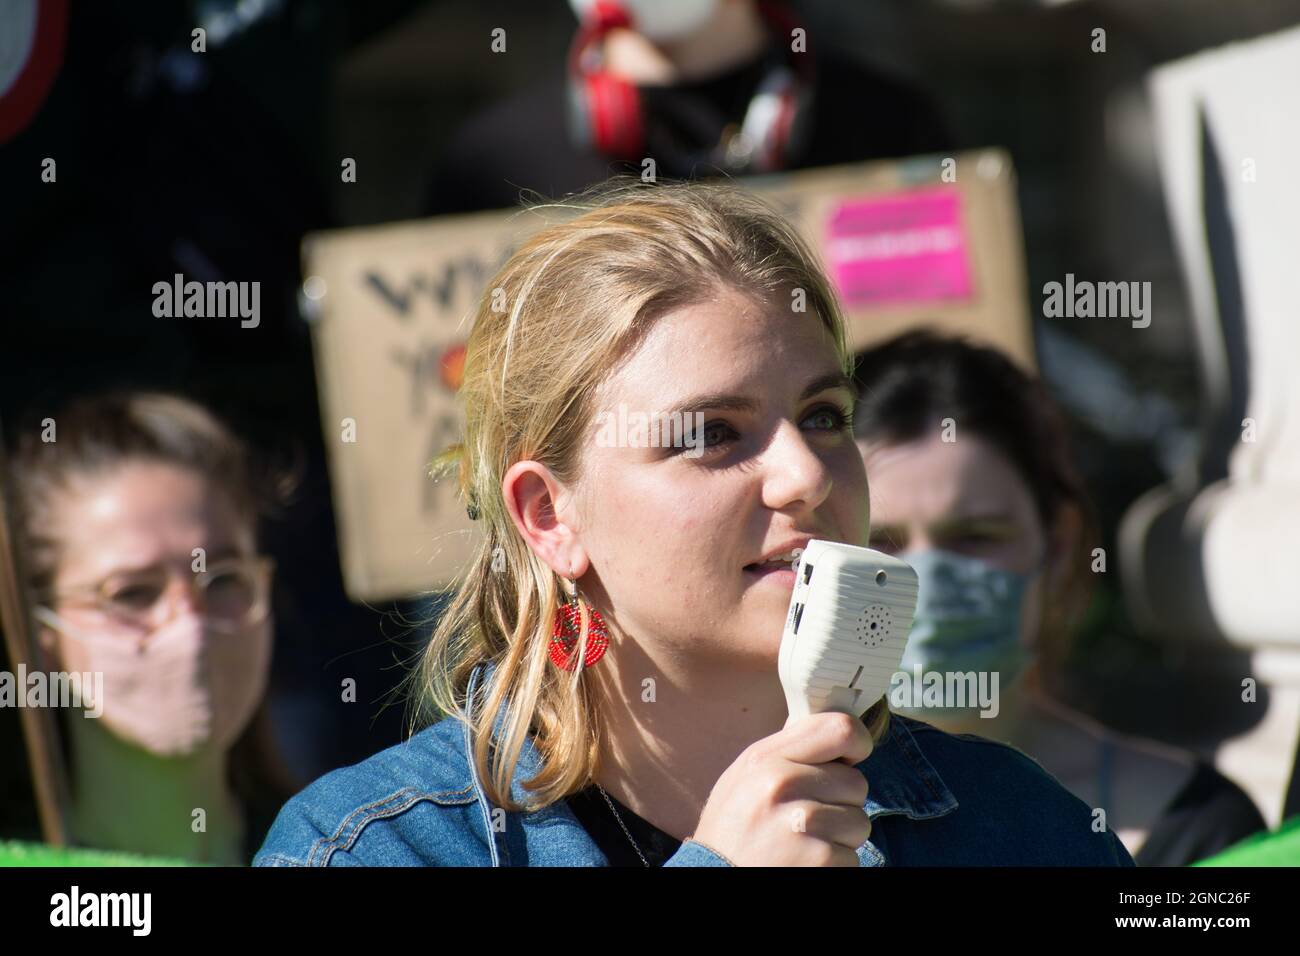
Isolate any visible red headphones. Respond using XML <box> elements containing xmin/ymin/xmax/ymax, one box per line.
<box><xmin>567</xmin><ymin>0</ymin><xmax>813</xmax><ymax>173</ymax></box>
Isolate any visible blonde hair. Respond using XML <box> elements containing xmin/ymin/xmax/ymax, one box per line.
<box><xmin>412</xmin><ymin>178</ymin><xmax>889</xmax><ymax>812</ymax></box>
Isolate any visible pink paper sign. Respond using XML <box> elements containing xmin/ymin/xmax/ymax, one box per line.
<box><xmin>825</xmin><ymin>186</ymin><xmax>973</xmax><ymax>307</ymax></box>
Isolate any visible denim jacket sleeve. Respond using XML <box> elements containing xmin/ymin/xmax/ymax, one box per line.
<box><xmin>252</xmin><ymin>718</ymin><xmax>498</xmax><ymax>867</ymax></box>
<box><xmin>662</xmin><ymin>839</ymin><xmax>737</xmax><ymax>867</ymax></box>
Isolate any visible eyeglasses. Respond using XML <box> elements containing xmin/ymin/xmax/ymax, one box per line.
<box><xmin>49</xmin><ymin>555</ymin><xmax>275</xmax><ymax>634</ymax></box>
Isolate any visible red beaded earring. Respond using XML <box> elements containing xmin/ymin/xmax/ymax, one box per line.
<box><xmin>550</xmin><ymin>568</ymin><xmax>609</xmax><ymax>671</ymax></box>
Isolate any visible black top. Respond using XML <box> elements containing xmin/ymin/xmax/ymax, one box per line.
<box><xmin>1135</xmin><ymin>760</ymin><xmax>1268</xmax><ymax>867</ymax></box>
<box><xmin>566</xmin><ymin>785</ymin><xmax>684</xmax><ymax>867</ymax></box>
<box><xmin>423</xmin><ymin>47</ymin><xmax>950</xmax><ymax>216</ymax></box>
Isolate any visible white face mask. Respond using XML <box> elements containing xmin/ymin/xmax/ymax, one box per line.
<box><xmin>35</xmin><ymin>606</ymin><xmax>271</xmax><ymax>758</ymax></box>
<box><xmin>568</xmin><ymin>0</ymin><xmax>719</xmax><ymax>42</ymax></box>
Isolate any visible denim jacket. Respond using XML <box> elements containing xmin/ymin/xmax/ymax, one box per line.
<box><xmin>255</xmin><ymin>662</ymin><xmax>1135</xmax><ymax>866</ymax></box>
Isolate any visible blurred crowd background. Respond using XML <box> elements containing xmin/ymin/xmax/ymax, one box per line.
<box><xmin>2</xmin><ymin>0</ymin><xmax>1299</xmax><ymax>865</ymax></box>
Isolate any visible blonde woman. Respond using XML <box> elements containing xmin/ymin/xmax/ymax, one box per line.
<box><xmin>255</xmin><ymin>181</ymin><xmax>1133</xmax><ymax>867</ymax></box>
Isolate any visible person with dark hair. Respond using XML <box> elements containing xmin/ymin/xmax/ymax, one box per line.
<box><xmin>7</xmin><ymin>391</ymin><xmax>294</xmax><ymax>863</ymax></box>
<box><xmin>852</xmin><ymin>329</ymin><xmax>1267</xmax><ymax>866</ymax></box>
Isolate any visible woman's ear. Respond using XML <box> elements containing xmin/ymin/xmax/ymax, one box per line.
<box><xmin>501</xmin><ymin>460</ymin><xmax>588</xmax><ymax>579</ymax></box>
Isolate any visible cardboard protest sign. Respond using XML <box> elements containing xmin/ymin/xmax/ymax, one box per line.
<box><xmin>302</xmin><ymin>210</ymin><xmax>524</xmax><ymax>601</ymax></box>
<box><xmin>303</xmin><ymin>149</ymin><xmax>1031</xmax><ymax>600</ymax></box>
<box><xmin>751</xmin><ymin>148</ymin><xmax>1033</xmax><ymax>365</ymax></box>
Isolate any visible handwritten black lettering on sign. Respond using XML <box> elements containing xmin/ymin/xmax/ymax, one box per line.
<box><xmin>364</xmin><ymin>245</ymin><xmax>516</xmax><ymax>320</ymax></box>
<box><xmin>355</xmin><ymin>242</ymin><xmax>517</xmax><ymax>522</ymax></box>
<box><xmin>390</xmin><ymin>341</ymin><xmax>449</xmax><ymax>419</ymax></box>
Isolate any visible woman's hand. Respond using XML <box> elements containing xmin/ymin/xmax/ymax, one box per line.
<box><xmin>688</xmin><ymin>711</ymin><xmax>874</xmax><ymax>866</ymax></box>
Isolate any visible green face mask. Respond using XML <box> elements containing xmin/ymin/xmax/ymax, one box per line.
<box><xmin>890</xmin><ymin>548</ymin><xmax>1041</xmax><ymax>718</ymax></box>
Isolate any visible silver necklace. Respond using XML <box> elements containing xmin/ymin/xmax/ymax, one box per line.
<box><xmin>595</xmin><ymin>783</ymin><xmax>651</xmax><ymax>868</ymax></box>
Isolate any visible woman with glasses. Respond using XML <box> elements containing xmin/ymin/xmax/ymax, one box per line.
<box><xmin>8</xmin><ymin>391</ymin><xmax>286</xmax><ymax>864</ymax></box>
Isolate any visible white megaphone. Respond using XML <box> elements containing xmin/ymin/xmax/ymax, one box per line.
<box><xmin>778</xmin><ymin>540</ymin><xmax>919</xmax><ymax>722</ymax></box>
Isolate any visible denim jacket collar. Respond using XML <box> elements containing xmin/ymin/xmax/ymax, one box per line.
<box><xmin>462</xmin><ymin>660</ymin><xmax>958</xmax><ymax>834</ymax></box>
